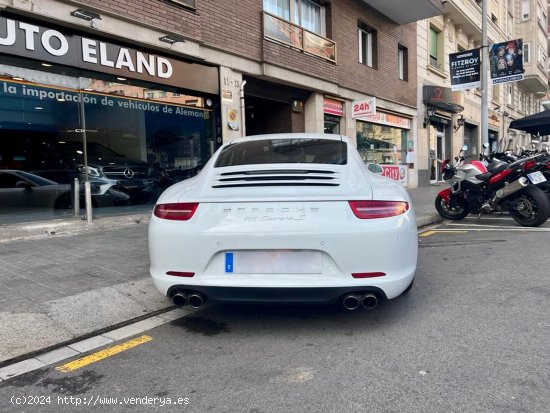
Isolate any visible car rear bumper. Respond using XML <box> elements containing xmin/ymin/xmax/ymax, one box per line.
<box><xmin>166</xmin><ymin>285</ymin><xmax>388</xmax><ymax>304</ymax></box>
<box><xmin>149</xmin><ymin>201</ymin><xmax>417</xmax><ymax>301</ymax></box>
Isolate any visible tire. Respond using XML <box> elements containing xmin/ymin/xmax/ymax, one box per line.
<box><xmin>435</xmin><ymin>194</ymin><xmax>469</xmax><ymax>220</ymax></box>
<box><xmin>508</xmin><ymin>186</ymin><xmax>550</xmax><ymax>227</ymax></box>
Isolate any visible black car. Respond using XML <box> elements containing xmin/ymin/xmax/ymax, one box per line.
<box><xmin>53</xmin><ymin>142</ymin><xmax>160</xmax><ymax>204</ymax></box>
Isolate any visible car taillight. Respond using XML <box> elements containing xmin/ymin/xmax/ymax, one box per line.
<box><xmin>523</xmin><ymin>160</ymin><xmax>536</xmax><ymax>170</ymax></box>
<box><xmin>349</xmin><ymin>200</ymin><xmax>409</xmax><ymax>219</ymax></box>
<box><xmin>154</xmin><ymin>203</ymin><xmax>198</xmax><ymax>220</ymax></box>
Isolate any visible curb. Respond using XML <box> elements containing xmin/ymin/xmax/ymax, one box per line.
<box><xmin>0</xmin><ymin>307</ymin><xmax>196</xmax><ymax>382</ymax></box>
<box><xmin>416</xmin><ymin>214</ymin><xmax>444</xmax><ymax>228</ymax></box>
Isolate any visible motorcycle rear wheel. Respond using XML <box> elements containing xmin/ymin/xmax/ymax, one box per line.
<box><xmin>435</xmin><ymin>194</ymin><xmax>469</xmax><ymax>220</ymax></box>
<box><xmin>508</xmin><ymin>186</ymin><xmax>550</xmax><ymax>227</ymax></box>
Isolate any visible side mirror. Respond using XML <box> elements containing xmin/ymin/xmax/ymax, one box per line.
<box><xmin>461</xmin><ymin>144</ymin><xmax>468</xmax><ymax>152</ymax></box>
<box><xmin>482</xmin><ymin>143</ymin><xmax>489</xmax><ymax>149</ymax></box>
<box><xmin>15</xmin><ymin>180</ymin><xmax>32</xmax><ymax>189</ymax></box>
<box><xmin>367</xmin><ymin>163</ymin><xmax>383</xmax><ymax>174</ymax></box>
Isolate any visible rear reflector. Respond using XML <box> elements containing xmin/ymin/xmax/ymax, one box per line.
<box><xmin>352</xmin><ymin>272</ymin><xmax>386</xmax><ymax>278</ymax></box>
<box><xmin>166</xmin><ymin>271</ymin><xmax>195</xmax><ymax>277</ymax></box>
<box><xmin>349</xmin><ymin>200</ymin><xmax>409</xmax><ymax>219</ymax></box>
<box><xmin>154</xmin><ymin>203</ymin><xmax>198</xmax><ymax>220</ymax></box>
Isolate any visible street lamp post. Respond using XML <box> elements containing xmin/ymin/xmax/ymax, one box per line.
<box><xmin>481</xmin><ymin>0</ymin><xmax>489</xmax><ymax>147</ymax></box>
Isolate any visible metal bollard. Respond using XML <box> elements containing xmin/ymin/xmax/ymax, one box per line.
<box><xmin>84</xmin><ymin>181</ymin><xmax>93</xmax><ymax>223</ymax></box>
<box><xmin>73</xmin><ymin>178</ymin><xmax>80</xmax><ymax>217</ymax></box>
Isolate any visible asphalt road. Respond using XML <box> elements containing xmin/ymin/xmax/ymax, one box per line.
<box><xmin>1</xmin><ymin>215</ymin><xmax>549</xmax><ymax>413</ymax></box>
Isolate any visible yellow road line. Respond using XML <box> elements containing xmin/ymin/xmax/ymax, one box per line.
<box><xmin>420</xmin><ymin>230</ymin><xmax>468</xmax><ymax>237</ymax></box>
<box><xmin>56</xmin><ymin>335</ymin><xmax>153</xmax><ymax>373</ymax></box>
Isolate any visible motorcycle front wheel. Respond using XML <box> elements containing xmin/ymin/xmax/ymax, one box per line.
<box><xmin>508</xmin><ymin>186</ymin><xmax>550</xmax><ymax>227</ymax></box>
<box><xmin>435</xmin><ymin>194</ymin><xmax>469</xmax><ymax>220</ymax></box>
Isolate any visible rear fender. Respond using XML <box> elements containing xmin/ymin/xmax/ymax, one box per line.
<box><xmin>438</xmin><ymin>188</ymin><xmax>452</xmax><ymax>202</ymax></box>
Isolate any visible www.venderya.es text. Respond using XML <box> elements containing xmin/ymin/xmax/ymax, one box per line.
<box><xmin>10</xmin><ymin>395</ymin><xmax>190</xmax><ymax>407</ymax></box>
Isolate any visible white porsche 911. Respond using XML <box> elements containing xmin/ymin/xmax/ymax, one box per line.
<box><xmin>149</xmin><ymin>134</ymin><xmax>417</xmax><ymax>311</ymax></box>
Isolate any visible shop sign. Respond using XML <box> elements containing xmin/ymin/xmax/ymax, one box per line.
<box><xmin>423</xmin><ymin>86</ymin><xmax>464</xmax><ymax>113</ymax></box>
<box><xmin>352</xmin><ymin>97</ymin><xmax>376</xmax><ymax>118</ymax></box>
<box><xmin>449</xmin><ymin>48</ymin><xmax>480</xmax><ymax>91</ymax></box>
<box><xmin>380</xmin><ymin>165</ymin><xmax>408</xmax><ymax>186</ymax></box>
<box><xmin>0</xmin><ymin>79</ymin><xmax>210</xmax><ymax>118</ymax></box>
<box><xmin>323</xmin><ymin>98</ymin><xmax>343</xmax><ymax>116</ymax></box>
<box><xmin>0</xmin><ymin>16</ymin><xmax>219</xmax><ymax>93</ymax></box>
<box><xmin>489</xmin><ymin>39</ymin><xmax>524</xmax><ymax>85</ymax></box>
<box><xmin>359</xmin><ymin>111</ymin><xmax>411</xmax><ymax>129</ymax></box>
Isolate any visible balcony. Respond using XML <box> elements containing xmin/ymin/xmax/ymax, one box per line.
<box><xmin>360</xmin><ymin>0</ymin><xmax>444</xmax><ymax>24</ymax></box>
<box><xmin>263</xmin><ymin>12</ymin><xmax>336</xmax><ymax>63</ymax></box>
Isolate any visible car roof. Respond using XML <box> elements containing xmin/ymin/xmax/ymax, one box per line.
<box><xmin>228</xmin><ymin>133</ymin><xmax>347</xmax><ymax>145</ymax></box>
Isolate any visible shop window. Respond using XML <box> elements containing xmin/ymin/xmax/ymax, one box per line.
<box><xmin>0</xmin><ymin>57</ymin><xmax>216</xmax><ymax>218</ymax></box>
<box><xmin>356</xmin><ymin>121</ymin><xmax>406</xmax><ymax>166</ymax></box>
<box><xmin>398</xmin><ymin>45</ymin><xmax>408</xmax><ymax>81</ymax></box>
<box><xmin>358</xmin><ymin>23</ymin><xmax>377</xmax><ymax>68</ymax></box>
<box><xmin>324</xmin><ymin>115</ymin><xmax>340</xmax><ymax>134</ymax></box>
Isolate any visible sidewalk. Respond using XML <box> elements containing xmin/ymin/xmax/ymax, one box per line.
<box><xmin>0</xmin><ymin>185</ymin><xmax>443</xmax><ymax>365</ymax></box>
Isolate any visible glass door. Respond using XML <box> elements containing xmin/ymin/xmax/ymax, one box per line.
<box><xmin>429</xmin><ymin>127</ymin><xmax>445</xmax><ymax>183</ymax></box>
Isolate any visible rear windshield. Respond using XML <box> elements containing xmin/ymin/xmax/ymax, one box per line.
<box><xmin>214</xmin><ymin>138</ymin><xmax>347</xmax><ymax>167</ymax></box>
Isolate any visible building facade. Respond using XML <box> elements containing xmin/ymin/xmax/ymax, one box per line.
<box><xmin>0</xmin><ymin>0</ymin><xmax>444</xmax><ymax>220</ymax></box>
<box><xmin>417</xmin><ymin>0</ymin><xmax>548</xmax><ymax>186</ymax></box>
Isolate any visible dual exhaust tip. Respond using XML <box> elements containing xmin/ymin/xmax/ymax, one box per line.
<box><xmin>342</xmin><ymin>293</ymin><xmax>378</xmax><ymax>310</ymax></box>
<box><xmin>172</xmin><ymin>291</ymin><xmax>205</xmax><ymax>309</ymax></box>
<box><xmin>173</xmin><ymin>291</ymin><xmax>377</xmax><ymax>310</ymax></box>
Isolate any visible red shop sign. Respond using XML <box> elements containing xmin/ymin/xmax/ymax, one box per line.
<box><xmin>324</xmin><ymin>98</ymin><xmax>343</xmax><ymax>116</ymax></box>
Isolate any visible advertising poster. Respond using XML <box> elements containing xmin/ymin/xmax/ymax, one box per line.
<box><xmin>449</xmin><ymin>49</ymin><xmax>481</xmax><ymax>90</ymax></box>
<box><xmin>489</xmin><ymin>39</ymin><xmax>524</xmax><ymax>85</ymax></box>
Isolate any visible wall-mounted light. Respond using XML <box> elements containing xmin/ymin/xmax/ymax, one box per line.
<box><xmin>159</xmin><ymin>34</ymin><xmax>186</xmax><ymax>44</ymax></box>
<box><xmin>71</xmin><ymin>9</ymin><xmax>101</xmax><ymax>21</ymax></box>
<box><xmin>423</xmin><ymin>107</ymin><xmax>436</xmax><ymax>128</ymax></box>
<box><xmin>453</xmin><ymin>114</ymin><xmax>465</xmax><ymax>132</ymax></box>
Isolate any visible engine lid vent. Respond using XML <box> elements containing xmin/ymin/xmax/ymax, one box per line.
<box><xmin>212</xmin><ymin>169</ymin><xmax>340</xmax><ymax>188</ymax></box>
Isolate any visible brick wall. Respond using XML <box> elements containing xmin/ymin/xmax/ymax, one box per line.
<box><xmin>333</xmin><ymin>0</ymin><xmax>417</xmax><ymax>108</ymax></box>
<box><xmin>72</xmin><ymin>0</ymin><xmax>416</xmax><ymax>107</ymax></box>
<box><xmin>79</xmin><ymin>0</ymin><xmax>202</xmax><ymax>40</ymax></box>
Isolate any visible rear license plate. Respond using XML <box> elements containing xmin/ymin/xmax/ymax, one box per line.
<box><xmin>225</xmin><ymin>251</ymin><xmax>322</xmax><ymax>274</ymax></box>
<box><xmin>527</xmin><ymin>171</ymin><xmax>547</xmax><ymax>185</ymax></box>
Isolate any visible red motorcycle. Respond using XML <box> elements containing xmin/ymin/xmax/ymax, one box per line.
<box><xmin>435</xmin><ymin>145</ymin><xmax>550</xmax><ymax>227</ymax></box>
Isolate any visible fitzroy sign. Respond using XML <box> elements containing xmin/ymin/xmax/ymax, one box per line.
<box><xmin>0</xmin><ymin>17</ymin><xmax>218</xmax><ymax>94</ymax></box>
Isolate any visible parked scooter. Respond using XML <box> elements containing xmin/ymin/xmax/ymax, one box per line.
<box><xmin>435</xmin><ymin>145</ymin><xmax>550</xmax><ymax>227</ymax></box>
